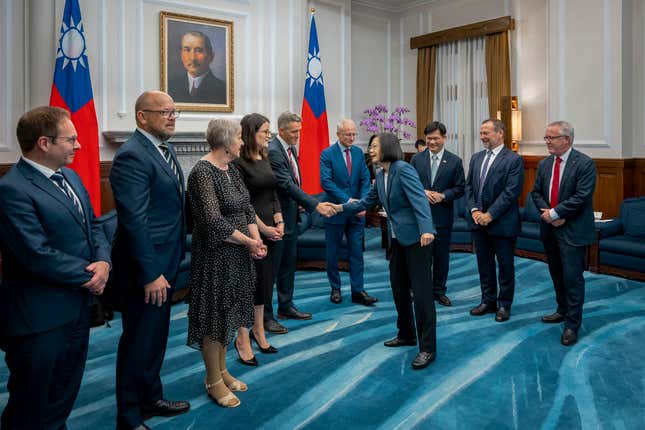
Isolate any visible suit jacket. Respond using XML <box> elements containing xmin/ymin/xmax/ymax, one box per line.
<box><xmin>110</xmin><ymin>130</ymin><xmax>186</xmax><ymax>289</ymax></box>
<box><xmin>0</xmin><ymin>160</ymin><xmax>111</xmax><ymax>337</ymax></box>
<box><xmin>410</xmin><ymin>148</ymin><xmax>465</xmax><ymax>229</ymax></box>
<box><xmin>320</xmin><ymin>143</ymin><xmax>371</xmax><ymax>225</ymax></box>
<box><xmin>531</xmin><ymin>149</ymin><xmax>597</xmax><ymax>246</ymax></box>
<box><xmin>168</xmin><ymin>70</ymin><xmax>226</xmax><ymax>104</ymax></box>
<box><xmin>344</xmin><ymin>160</ymin><xmax>436</xmax><ymax>246</ymax></box>
<box><xmin>268</xmin><ymin>137</ymin><xmax>318</xmax><ymax>235</ymax></box>
<box><xmin>464</xmin><ymin>147</ymin><xmax>524</xmax><ymax>237</ymax></box>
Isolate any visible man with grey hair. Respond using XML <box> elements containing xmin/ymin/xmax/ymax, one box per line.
<box><xmin>320</xmin><ymin>118</ymin><xmax>376</xmax><ymax>306</ymax></box>
<box><xmin>266</xmin><ymin>111</ymin><xmax>337</xmax><ymax>330</ymax></box>
<box><xmin>531</xmin><ymin>121</ymin><xmax>596</xmax><ymax>346</ymax></box>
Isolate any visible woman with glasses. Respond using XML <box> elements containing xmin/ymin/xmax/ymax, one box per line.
<box><xmin>186</xmin><ymin>118</ymin><xmax>267</xmax><ymax>408</ymax></box>
<box><xmin>232</xmin><ymin>113</ymin><xmax>284</xmax><ymax>365</ymax></box>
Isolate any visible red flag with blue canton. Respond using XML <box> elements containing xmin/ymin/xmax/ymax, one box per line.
<box><xmin>299</xmin><ymin>13</ymin><xmax>329</xmax><ymax>194</ymax></box>
<box><xmin>50</xmin><ymin>0</ymin><xmax>101</xmax><ymax>215</ymax></box>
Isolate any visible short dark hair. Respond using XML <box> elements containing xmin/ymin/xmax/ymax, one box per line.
<box><xmin>482</xmin><ymin>118</ymin><xmax>506</xmax><ymax>135</ymax></box>
<box><xmin>377</xmin><ymin>132</ymin><xmax>403</xmax><ymax>163</ymax></box>
<box><xmin>423</xmin><ymin>121</ymin><xmax>447</xmax><ymax>136</ymax></box>
<box><xmin>240</xmin><ymin>113</ymin><xmax>270</xmax><ymax>161</ymax></box>
<box><xmin>180</xmin><ymin>31</ymin><xmax>213</xmax><ymax>56</ymax></box>
<box><xmin>367</xmin><ymin>134</ymin><xmax>378</xmax><ymax>149</ymax></box>
<box><xmin>414</xmin><ymin>139</ymin><xmax>426</xmax><ymax>150</ymax></box>
<box><xmin>16</xmin><ymin>106</ymin><xmax>70</xmax><ymax>153</ymax></box>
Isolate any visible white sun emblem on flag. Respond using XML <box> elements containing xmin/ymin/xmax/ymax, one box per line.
<box><xmin>306</xmin><ymin>48</ymin><xmax>324</xmax><ymax>87</ymax></box>
<box><xmin>56</xmin><ymin>16</ymin><xmax>87</xmax><ymax>71</ymax></box>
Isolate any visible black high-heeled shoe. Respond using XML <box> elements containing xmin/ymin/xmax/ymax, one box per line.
<box><xmin>234</xmin><ymin>339</ymin><xmax>258</xmax><ymax>366</ymax></box>
<box><xmin>250</xmin><ymin>331</ymin><xmax>278</xmax><ymax>354</ymax></box>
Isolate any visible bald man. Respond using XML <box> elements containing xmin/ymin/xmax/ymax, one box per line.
<box><xmin>110</xmin><ymin>91</ymin><xmax>190</xmax><ymax>429</ymax></box>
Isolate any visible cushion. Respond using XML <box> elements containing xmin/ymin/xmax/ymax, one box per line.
<box><xmin>519</xmin><ymin>221</ymin><xmax>541</xmax><ymax>239</ymax></box>
<box><xmin>522</xmin><ymin>194</ymin><xmax>542</xmax><ymax>223</ymax></box>
<box><xmin>599</xmin><ymin>235</ymin><xmax>645</xmax><ymax>258</ymax></box>
<box><xmin>599</xmin><ymin>251</ymin><xmax>645</xmax><ymax>272</ymax></box>
<box><xmin>622</xmin><ymin>197</ymin><xmax>645</xmax><ymax>238</ymax></box>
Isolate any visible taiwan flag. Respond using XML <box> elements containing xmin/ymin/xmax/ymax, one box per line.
<box><xmin>50</xmin><ymin>0</ymin><xmax>101</xmax><ymax>215</ymax></box>
<box><xmin>299</xmin><ymin>13</ymin><xmax>329</xmax><ymax>194</ymax></box>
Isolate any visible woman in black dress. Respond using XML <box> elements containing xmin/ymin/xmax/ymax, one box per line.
<box><xmin>233</xmin><ymin>113</ymin><xmax>284</xmax><ymax>364</ymax></box>
<box><xmin>186</xmin><ymin>118</ymin><xmax>267</xmax><ymax>408</ymax></box>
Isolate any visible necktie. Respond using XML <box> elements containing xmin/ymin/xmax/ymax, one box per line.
<box><xmin>550</xmin><ymin>156</ymin><xmax>562</xmax><ymax>208</ymax></box>
<box><xmin>345</xmin><ymin>148</ymin><xmax>352</xmax><ymax>177</ymax></box>
<box><xmin>159</xmin><ymin>142</ymin><xmax>182</xmax><ymax>185</ymax></box>
<box><xmin>50</xmin><ymin>172</ymin><xmax>82</xmax><ymax>215</ymax></box>
<box><xmin>478</xmin><ymin>150</ymin><xmax>493</xmax><ymax>199</ymax></box>
<box><xmin>190</xmin><ymin>81</ymin><xmax>196</xmax><ymax>96</ymax></box>
<box><xmin>431</xmin><ymin>154</ymin><xmax>439</xmax><ymax>186</ymax></box>
<box><xmin>287</xmin><ymin>146</ymin><xmax>300</xmax><ymax>186</ymax></box>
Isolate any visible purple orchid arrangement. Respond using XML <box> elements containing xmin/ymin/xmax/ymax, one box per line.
<box><xmin>359</xmin><ymin>104</ymin><xmax>416</xmax><ymax>140</ymax></box>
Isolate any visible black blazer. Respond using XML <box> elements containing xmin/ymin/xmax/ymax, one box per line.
<box><xmin>110</xmin><ymin>130</ymin><xmax>186</xmax><ymax>288</ymax></box>
<box><xmin>464</xmin><ymin>147</ymin><xmax>524</xmax><ymax>237</ymax></box>
<box><xmin>410</xmin><ymin>149</ymin><xmax>465</xmax><ymax>229</ymax></box>
<box><xmin>167</xmin><ymin>70</ymin><xmax>226</xmax><ymax>104</ymax></box>
<box><xmin>268</xmin><ymin>137</ymin><xmax>318</xmax><ymax>235</ymax></box>
<box><xmin>0</xmin><ymin>160</ymin><xmax>111</xmax><ymax>337</ymax></box>
<box><xmin>531</xmin><ymin>149</ymin><xmax>597</xmax><ymax>246</ymax></box>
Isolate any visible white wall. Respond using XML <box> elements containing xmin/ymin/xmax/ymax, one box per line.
<box><xmin>0</xmin><ymin>0</ymin><xmax>641</xmax><ymax>163</ymax></box>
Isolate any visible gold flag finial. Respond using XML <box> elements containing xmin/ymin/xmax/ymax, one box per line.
<box><xmin>310</xmin><ymin>7</ymin><xmax>315</xmax><ymax>13</ymax></box>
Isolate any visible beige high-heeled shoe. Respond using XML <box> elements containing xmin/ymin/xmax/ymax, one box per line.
<box><xmin>205</xmin><ymin>378</ymin><xmax>241</xmax><ymax>408</ymax></box>
<box><xmin>221</xmin><ymin>369</ymin><xmax>248</xmax><ymax>392</ymax></box>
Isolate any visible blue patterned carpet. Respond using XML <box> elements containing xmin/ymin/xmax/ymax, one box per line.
<box><xmin>2</xmin><ymin>228</ymin><xmax>645</xmax><ymax>429</ymax></box>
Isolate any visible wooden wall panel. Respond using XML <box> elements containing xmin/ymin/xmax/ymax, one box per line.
<box><xmin>632</xmin><ymin>159</ymin><xmax>645</xmax><ymax>197</ymax></box>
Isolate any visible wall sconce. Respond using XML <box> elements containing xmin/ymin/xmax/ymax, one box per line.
<box><xmin>510</xmin><ymin>96</ymin><xmax>522</xmax><ymax>152</ymax></box>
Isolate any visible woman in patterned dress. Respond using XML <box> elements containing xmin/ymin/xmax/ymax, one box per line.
<box><xmin>186</xmin><ymin>119</ymin><xmax>267</xmax><ymax>408</ymax></box>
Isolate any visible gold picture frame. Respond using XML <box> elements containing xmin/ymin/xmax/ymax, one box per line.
<box><xmin>160</xmin><ymin>11</ymin><xmax>234</xmax><ymax>112</ymax></box>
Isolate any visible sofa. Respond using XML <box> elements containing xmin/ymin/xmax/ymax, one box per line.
<box><xmin>515</xmin><ymin>193</ymin><xmax>547</xmax><ymax>261</ymax></box>
<box><xmin>590</xmin><ymin>196</ymin><xmax>645</xmax><ymax>281</ymax></box>
<box><xmin>450</xmin><ymin>195</ymin><xmax>473</xmax><ymax>252</ymax></box>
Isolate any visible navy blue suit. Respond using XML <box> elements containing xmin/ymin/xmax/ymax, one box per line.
<box><xmin>344</xmin><ymin>161</ymin><xmax>437</xmax><ymax>353</ymax></box>
<box><xmin>532</xmin><ymin>149</ymin><xmax>596</xmax><ymax>331</ymax></box>
<box><xmin>410</xmin><ymin>149</ymin><xmax>465</xmax><ymax>295</ymax></box>
<box><xmin>267</xmin><ymin>137</ymin><xmax>318</xmax><ymax>317</ymax></box>
<box><xmin>464</xmin><ymin>147</ymin><xmax>523</xmax><ymax>308</ymax></box>
<box><xmin>110</xmin><ymin>130</ymin><xmax>186</xmax><ymax>428</ymax></box>
<box><xmin>320</xmin><ymin>143</ymin><xmax>371</xmax><ymax>294</ymax></box>
<box><xmin>0</xmin><ymin>159</ymin><xmax>111</xmax><ymax>429</ymax></box>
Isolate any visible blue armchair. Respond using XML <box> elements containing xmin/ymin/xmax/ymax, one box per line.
<box><xmin>516</xmin><ymin>194</ymin><xmax>546</xmax><ymax>261</ymax></box>
<box><xmin>591</xmin><ymin>196</ymin><xmax>645</xmax><ymax>280</ymax></box>
<box><xmin>450</xmin><ymin>196</ymin><xmax>473</xmax><ymax>252</ymax></box>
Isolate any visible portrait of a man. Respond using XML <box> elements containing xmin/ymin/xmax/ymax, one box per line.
<box><xmin>161</xmin><ymin>12</ymin><xmax>234</xmax><ymax>112</ymax></box>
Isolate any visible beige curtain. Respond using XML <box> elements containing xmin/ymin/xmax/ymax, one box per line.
<box><xmin>416</xmin><ymin>46</ymin><xmax>437</xmax><ymax>139</ymax></box>
<box><xmin>485</xmin><ymin>31</ymin><xmax>512</xmax><ymax>148</ymax></box>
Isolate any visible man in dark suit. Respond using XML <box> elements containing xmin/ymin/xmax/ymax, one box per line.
<box><xmin>0</xmin><ymin>106</ymin><xmax>111</xmax><ymax>429</ymax></box>
<box><xmin>410</xmin><ymin>121</ymin><xmax>465</xmax><ymax>306</ymax></box>
<box><xmin>320</xmin><ymin>119</ymin><xmax>376</xmax><ymax>306</ymax></box>
<box><xmin>110</xmin><ymin>91</ymin><xmax>190</xmax><ymax>430</ymax></box>
<box><xmin>266</xmin><ymin>111</ymin><xmax>336</xmax><ymax>330</ymax></box>
<box><xmin>167</xmin><ymin>31</ymin><xmax>226</xmax><ymax>105</ymax></box>
<box><xmin>531</xmin><ymin>121</ymin><xmax>596</xmax><ymax>346</ymax></box>
<box><xmin>464</xmin><ymin>118</ymin><xmax>524</xmax><ymax>322</ymax></box>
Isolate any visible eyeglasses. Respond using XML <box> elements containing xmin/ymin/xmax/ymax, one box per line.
<box><xmin>141</xmin><ymin>109</ymin><xmax>181</xmax><ymax>119</ymax></box>
<box><xmin>46</xmin><ymin>135</ymin><xmax>78</xmax><ymax>144</ymax></box>
<box><xmin>543</xmin><ymin>135</ymin><xmax>567</xmax><ymax>142</ymax></box>
<box><xmin>259</xmin><ymin>129</ymin><xmax>272</xmax><ymax>136</ymax></box>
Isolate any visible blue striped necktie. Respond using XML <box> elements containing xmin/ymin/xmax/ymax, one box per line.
<box><xmin>50</xmin><ymin>172</ymin><xmax>82</xmax><ymax>215</ymax></box>
<box><xmin>159</xmin><ymin>142</ymin><xmax>181</xmax><ymax>185</ymax></box>
<box><xmin>477</xmin><ymin>150</ymin><xmax>493</xmax><ymax>199</ymax></box>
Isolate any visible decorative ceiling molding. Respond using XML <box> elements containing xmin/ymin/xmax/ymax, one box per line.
<box><xmin>351</xmin><ymin>0</ymin><xmax>437</xmax><ymax>13</ymax></box>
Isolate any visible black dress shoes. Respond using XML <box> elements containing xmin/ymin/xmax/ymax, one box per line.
<box><xmin>277</xmin><ymin>306</ymin><xmax>312</xmax><ymax>320</ymax></box>
<box><xmin>469</xmin><ymin>303</ymin><xmax>497</xmax><ymax>316</ymax></box>
<box><xmin>351</xmin><ymin>291</ymin><xmax>378</xmax><ymax>306</ymax></box>
<box><xmin>434</xmin><ymin>294</ymin><xmax>452</xmax><ymax>307</ymax></box>
<box><xmin>250</xmin><ymin>331</ymin><xmax>278</xmax><ymax>354</ymax></box>
<box><xmin>542</xmin><ymin>312</ymin><xmax>565</xmax><ymax>324</ymax></box>
<box><xmin>411</xmin><ymin>351</ymin><xmax>436</xmax><ymax>370</ymax></box>
<box><xmin>561</xmin><ymin>328</ymin><xmax>578</xmax><ymax>346</ymax></box>
<box><xmin>141</xmin><ymin>399</ymin><xmax>190</xmax><ymax>419</ymax></box>
<box><xmin>235</xmin><ymin>341</ymin><xmax>258</xmax><ymax>366</ymax></box>
<box><xmin>495</xmin><ymin>307</ymin><xmax>511</xmax><ymax>322</ymax></box>
<box><xmin>330</xmin><ymin>289</ymin><xmax>342</xmax><ymax>304</ymax></box>
<box><xmin>265</xmin><ymin>319</ymin><xmax>288</xmax><ymax>334</ymax></box>
<box><xmin>383</xmin><ymin>337</ymin><xmax>417</xmax><ymax>347</ymax></box>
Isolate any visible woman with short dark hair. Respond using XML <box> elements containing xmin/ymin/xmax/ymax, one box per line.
<box><xmin>331</xmin><ymin>132</ymin><xmax>438</xmax><ymax>370</ymax></box>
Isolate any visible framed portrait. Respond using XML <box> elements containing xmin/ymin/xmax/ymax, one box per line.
<box><xmin>160</xmin><ymin>11</ymin><xmax>234</xmax><ymax>112</ymax></box>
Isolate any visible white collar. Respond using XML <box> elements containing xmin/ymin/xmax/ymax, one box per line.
<box><xmin>21</xmin><ymin>156</ymin><xmax>57</xmax><ymax>178</ymax></box>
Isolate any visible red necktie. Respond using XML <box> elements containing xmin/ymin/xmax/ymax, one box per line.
<box><xmin>345</xmin><ymin>148</ymin><xmax>352</xmax><ymax>176</ymax></box>
<box><xmin>550</xmin><ymin>156</ymin><xmax>561</xmax><ymax>208</ymax></box>
<box><xmin>288</xmin><ymin>147</ymin><xmax>300</xmax><ymax>186</ymax></box>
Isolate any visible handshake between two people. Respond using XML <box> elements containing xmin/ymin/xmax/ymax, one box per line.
<box><xmin>316</xmin><ymin>199</ymin><xmax>366</xmax><ymax>218</ymax></box>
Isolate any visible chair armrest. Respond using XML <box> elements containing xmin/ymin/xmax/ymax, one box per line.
<box><xmin>297</xmin><ymin>212</ymin><xmax>312</xmax><ymax>235</ymax></box>
<box><xmin>596</xmin><ymin>219</ymin><xmax>623</xmax><ymax>239</ymax></box>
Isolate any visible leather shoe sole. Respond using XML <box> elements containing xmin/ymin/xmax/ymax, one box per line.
<box><xmin>264</xmin><ymin>320</ymin><xmax>288</xmax><ymax>334</ymax></box>
<box><xmin>495</xmin><ymin>307</ymin><xmax>511</xmax><ymax>322</ymax></box>
<box><xmin>141</xmin><ymin>399</ymin><xmax>190</xmax><ymax>419</ymax></box>
<box><xmin>469</xmin><ymin>303</ymin><xmax>497</xmax><ymax>316</ymax></box>
<box><xmin>277</xmin><ymin>309</ymin><xmax>312</xmax><ymax>320</ymax></box>
<box><xmin>542</xmin><ymin>312</ymin><xmax>565</xmax><ymax>324</ymax></box>
<box><xmin>411</xmin><ymin>351</ymin><xmax>436</xmax><ymax>370</ymax></box>
<box><xmin>330</xmin><ymin>290</ymin><xmax>342</xmax><ymax>304</ymax></box>
<box><xmin>561</xmin><ymin>328</ymin><xmax>578</xmax><ymax>346</ymax></box>
<box><xmin>351</xmin><ymin>292</ymin><xmax>378</xmax><ymax>306</ymax></box>
<box><xmin>434</xmin><ymin>294</ymin><xmax>452</xmax><ymax>307</ymax></box>
<box><xmin>383</xmin><ymin>337</ymin><xmax>417</xmax><ymax>347</ymax></box>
